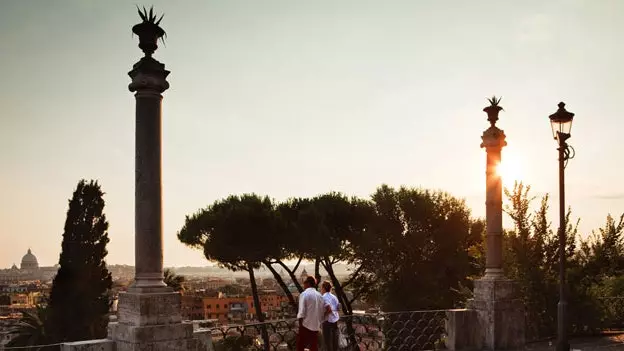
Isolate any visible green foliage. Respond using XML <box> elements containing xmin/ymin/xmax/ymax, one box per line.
<box><xmin>501</xmin><ymin>182</ymin><xmax>624</xmax><ymax>338</ymax></box>
<box><xmin>177</xmin><ymin>181</ymin><xmax>624</xmax><ymax>340</ymax></box>
<box><xmin>163</xmin><ymin>268</ymin><xmax>185</xmax><ymax>292</ymax></box>
<box><xmin>355</xmin><ymin>185</ymin><xmax>483</xmax><ymax>311</ymax></box>
<box><xmin>568</xmin><ymin>213</ymin><xmax>624</xmax><ymax>334</ymax></box>
<box><xmin>47</xmin><ymin>180</ymin><xmax>113</xmax><ymax>342</ymax></box>
<box><xmin>178</xmin><ymin>194</ymin><xmax>281</xmax><ymax>273</ymax></box>
<box><xmin>6</xmin><ymin>305</ymin><xmax>55</xmax><ymax>349</ymax></box>
<box><xmin>503</xmin><ymin>182</ymin><xmax>564</xmax><ymax>338</ymax></box>
<box><xmin>289</xmin><ymin>193</ymin><xmax>374</xmax><ymax>314</ymax></box>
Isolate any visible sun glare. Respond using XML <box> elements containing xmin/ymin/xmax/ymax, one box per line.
<box><xmin>496</xmin><ymin>158</ymin><xmax>524</xmax><ymax>188</ymax></box>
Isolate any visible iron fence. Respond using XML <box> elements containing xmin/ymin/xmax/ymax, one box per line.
<box><xmin>208</xmin><ymin>310</ymin><xmax>447</xmax><ymax>351</ymax></box>
<box><xmin>209</xmin><ymin>319</ymin><xmax>298</xmax><ymax>351</ymax></box>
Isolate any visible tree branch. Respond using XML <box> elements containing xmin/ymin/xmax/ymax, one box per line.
<box><xmin>341</xmin><ymin>264</ymin><xmax>365</xmax><ymax>289</ymax></box>
<box><xmin>262</xmin><ymin>260</ymin><xmax>297</xmax><ymax>309</ymax></box>
<box><xmin>276</xmin><ymin>260</ymin><xmax>303</xmax><ymax>292</ymax></box>
<box><xmin>292</xmin><ymin>256</ymin><xmax>303</xmax><ymax>272</ymax></box>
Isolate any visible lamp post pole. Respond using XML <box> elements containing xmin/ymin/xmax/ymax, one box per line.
<box><xmin>549</xmin><ymin>102</ymin><xmax>575</xmax><ymax>351</ymax></box>
<box><xmin>556</xmin><ymin>131</ymin><xmax>570</xmax><ymax>351</ymax></box>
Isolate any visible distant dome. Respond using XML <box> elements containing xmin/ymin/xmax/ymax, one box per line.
<box><xmin>10</xmin><ymin>264</ymin><xmax>18</xmax><ymax>270</ymax></box>
<box><xmin>20</xmin><ymin>249</ymin><xmax>39</xmax><ymax>270</ymax></box>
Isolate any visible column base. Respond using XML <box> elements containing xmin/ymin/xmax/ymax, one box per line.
<box><xmin>131</xmin><ymin>272</ymin><xmax>168</xmax><ymax>290</ymax></box>
<box><xmin>483</xmin><ymin>268</ymin><xmax>505</xmax><ymax>280</ymax></box>
<box><xmin>109</xmin><ymin>291</ymin><xmax>197</xmax><ymax>350</ymax></box>
<box><xmin>466</xmin><ymin>277</ymin><xmax>525</xmax><ymax>350</ymax></box>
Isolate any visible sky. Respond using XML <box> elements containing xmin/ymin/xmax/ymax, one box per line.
<box><xmin>0</xmin><ymin>0</ymin><xmax>623</xmax><ymax>268</ymax></box>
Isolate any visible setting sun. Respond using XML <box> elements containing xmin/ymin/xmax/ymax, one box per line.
<box><xmin>496</xmin><ymin>157</ymin><xmax>525</xmax><ymax>188</ymax></box>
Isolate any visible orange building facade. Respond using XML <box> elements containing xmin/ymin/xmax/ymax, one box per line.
<box><xmin>198</xmin><ymin>293</ymin><xmax>291</xmax><ymax>324</ymax></box>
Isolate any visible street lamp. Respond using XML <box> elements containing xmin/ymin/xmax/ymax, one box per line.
<box><xmin>549</xmin><ymin>102</ymin><xmax>575</xmax><ymax>351</ymax></box>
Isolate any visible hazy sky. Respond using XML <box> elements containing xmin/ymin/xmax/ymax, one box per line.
<box><xmin>1</xmin><ymin>0</ymin><xmax>623</xmax><ymax>268</ymax></box>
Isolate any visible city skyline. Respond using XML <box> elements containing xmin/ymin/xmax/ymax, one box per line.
<box><xmin>1</xmin><ymin>0</ymin><xmax>623</xmax><ymax>268</ymax></box>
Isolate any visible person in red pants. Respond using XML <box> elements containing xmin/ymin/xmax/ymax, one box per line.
<box><xmin>297</xmin><ymin>276</ymin><xmax>326</xmax><ymax>351</ymax></box>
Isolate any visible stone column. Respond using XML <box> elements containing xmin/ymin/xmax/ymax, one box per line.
<box><xmin>129</xmin><ymin>55</ymin><xmax>169</xmax><ymax>290</ymax></box>
<box><xmin>463</xmin><ymin>99</ymin><xmax>525</xmax><ymax>350</ymax></box>
<box><xmin>108</xmin><ymin>10</ymin><xmax>197</xmax><ymax>350</ymax></box>
<box><xmin>481</xmin><ymin>125</ymin><xmax>506</xmax><ymax>279</ymax></box>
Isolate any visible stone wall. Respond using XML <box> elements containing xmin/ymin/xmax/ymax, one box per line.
<box><xmin>60</xmin><ymin>330</ymin><xmax>212</xmax><ymax>351</ymax></box>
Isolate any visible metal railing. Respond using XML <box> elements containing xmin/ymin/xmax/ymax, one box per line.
<box><xmin>208</xmin><ymin>310</ymin><xmax>448</xmax><ymax>351</ymax></box>
<box><xmin>210</xmin><ymin>319</ymin><xmax>298</xmax><ymax>351</ymax></box>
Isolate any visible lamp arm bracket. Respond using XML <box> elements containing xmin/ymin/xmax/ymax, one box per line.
<box><xmin>564</xmin><ymin>144</ymin><xmax>575</xmax><ymax>168</ymax></box>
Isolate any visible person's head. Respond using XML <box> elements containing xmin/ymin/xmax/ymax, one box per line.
<box><xmin>321</xmin><ymin>281</ymin><xmax>332</xmax><ymax>294</ymax></box>
<box><xmin>303</xmin><ymin>276</ymin><xmax>316</xmax><ymax>289</ymax></box>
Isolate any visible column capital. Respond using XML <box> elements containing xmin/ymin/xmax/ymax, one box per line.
<box><xmin>128</xmin><ymin>57</ymin><xmax>170</xmax><ymax>93</ymax></box>
<box><xmin>480</xmin><ymin>126</ymin><xmax>507</xmax><ymax>149</ymax></box>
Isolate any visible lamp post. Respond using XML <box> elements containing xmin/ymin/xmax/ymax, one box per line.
<box><xmin>549</xmin><ymin>102</ymin><xmax>575</xmax><ymax>351</ymax></box>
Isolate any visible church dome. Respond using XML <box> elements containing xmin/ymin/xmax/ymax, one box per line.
<box><xmin>20</xmin><ymin>249</ymin><xmax>39</xmax><ymax>270</ymax></box>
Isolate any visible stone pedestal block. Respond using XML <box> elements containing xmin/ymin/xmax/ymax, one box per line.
<box><xmin>445</xmin><ymin>309</ymin><xmax>480</xmax><ymax>350</ymax></box>
<box><xmin>467</xmin><ymin>278</ymin><xmax>525</xmax><ymax>350</ymax></box>
<box><xmin>193</xmin><ymin>330</ymin><xmax>215</xmax><ymax>351</ymax></box>
<box><xmin>117</xmin><ymin>291</ymin><xmax>182</xmax><ymax>326</ymax></box>
<box><xmin>109</xmin><ymin>292</ymin><xmax>197</xmax><ymax>350</ymax></box>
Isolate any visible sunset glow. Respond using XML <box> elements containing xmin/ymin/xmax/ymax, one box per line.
<box><xmin>496</xmin><ymin>158</ymin><xmax>525</xmax><ymax>188</ymax></box>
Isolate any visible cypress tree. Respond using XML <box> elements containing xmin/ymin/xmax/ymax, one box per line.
<box><xmin>47</xmin><ymin>180</ymin><xmax>113</xmax><ymax>342</ymax></box>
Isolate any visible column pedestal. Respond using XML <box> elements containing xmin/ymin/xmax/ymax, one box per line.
<box><xmin>109</xmin><ymin>290</ymin><xmax>196</xmax><ymax>351</ymax></box>
<box><xmin>466</xmin><ymin>278</ymin><xmax>525</xmax><ymax>350</ymax></box>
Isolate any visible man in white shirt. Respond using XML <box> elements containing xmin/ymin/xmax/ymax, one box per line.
<box><xmin>321</xmin><ymin>281</ymin><xmax>341</xmax><ymax>351</ymax></box>
<box><xmin>297</xmin><ymin>276</ymin><xmax>326</xmax><ymax>351</ymax></box>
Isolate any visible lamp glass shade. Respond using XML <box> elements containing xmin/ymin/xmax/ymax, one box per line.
<box><xmin>550</xmin><ymin>119</ymin><xmax>573</xmax><ymax>140</ymax></box>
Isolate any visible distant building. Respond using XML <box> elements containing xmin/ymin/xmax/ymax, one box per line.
<box><xmin>0</xmin><ymin>249</ymin><xmax>58</xmax><ymax>283</ymax></box>
<box><xmin>205</xmin><ymin>278</ymin><xmax>229</xmax><ymax>291</ymax></box>
<box><xmin>181</xmin><ymin>295</ymin><xmax>204</xmax><ymax>321</ymax></box>
<box><xmin>300</xmin><ymin>267</ymin><xmax>308</xmax><ymax>282</ymax></box>
<box><xmin>198</xmin><ymin>293</ymin><xmax>290</xmax><ymax>324</ymax></box>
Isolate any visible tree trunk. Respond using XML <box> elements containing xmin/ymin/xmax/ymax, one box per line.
<box><xmin>314</xmin><ymin>257</ymin><xmax>321</xmax><ymax>284</ymax></box>
<box><xmin>323</xmin><ymin>259</ymin><xmax>353</xmax><ymax>314</ymax></box>
<box><xmin>247</xmin><ymin>263</ymin><xmax>269</xmax><ymax>351</ymax></box>
<box><xmin>263</xmin><ymin>260</ymin><xmax>297</xmax><ymax>310</ymax></box>
<box><xmin>276</xmin><ymin>260</ymin><xmax>303</xmax><ymax>292</ymax></box>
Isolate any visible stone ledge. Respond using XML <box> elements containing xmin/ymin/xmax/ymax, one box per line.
<box><xmin>115</xmin><ymin>338</ymin><xmax>197</xmax><ymax>351</ymax></box>
<box><xmin>111</xmin><ymin>322</ymin><xmax>194</xmax><ymax>343</ymax></box>
<box><xmin>61</xmin><ymin>339</ymin><xmax>115</xmax><ymax>351</ymax></box>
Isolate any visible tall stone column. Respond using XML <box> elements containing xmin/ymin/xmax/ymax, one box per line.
<box><xmin>465</xmin><ymin>98</ymin><xmax>525</xmax><ymax>350</ymax></box>
<box><xmin>129</xmin><ymin>54</ymin><xmax>169</xmax><ymax>290</ymax></box>
<box><xmin>481</xmin><ymin>123</ymin><xmax>506</xmax><ymax>279</ymax></box>
<box><xmin>108</xmin><ymin>9</ymin><xmax>196</xmax><ymax>350</ymax></box>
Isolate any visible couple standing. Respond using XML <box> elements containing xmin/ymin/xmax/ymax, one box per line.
<box><xmin>297</xmin><ymin>276</ymin><xmax>341</xmax><ymax>351</ymax></box>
